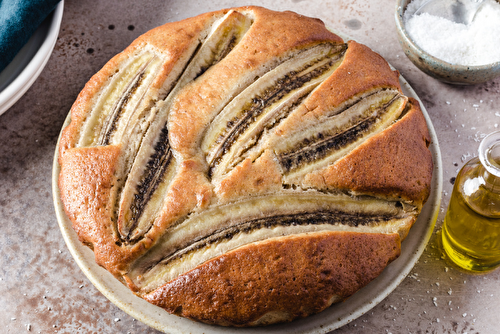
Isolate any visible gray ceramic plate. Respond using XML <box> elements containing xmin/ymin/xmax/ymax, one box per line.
<box><xmin>52</xmin><ymin>61</ymin><xmax>442</xmax><ymax>334</ymax></box>
<box><xmin>0</xmin><ymin>1</ymin><xmax>64</xmax><ymax>116</ymax></box>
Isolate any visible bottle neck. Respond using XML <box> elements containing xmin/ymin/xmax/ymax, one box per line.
<box><xmin>481</xmin><ymin>167</ymin><xmax>500</xmax><ymax>192</ymax></box>
<box><xmin>479</xmin><ymin>131</ymin><xmax>500</xmax><ymax>193</ymax></box>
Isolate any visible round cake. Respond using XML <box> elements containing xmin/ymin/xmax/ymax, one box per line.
<box><xmin>57</xmin><ymin>6</ymin><xmax>433</xmax><ymax>327</ymax></box>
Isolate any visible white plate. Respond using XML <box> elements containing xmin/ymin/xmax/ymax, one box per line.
<box><xmin>52</xmin><ymin>73</ymin><xmax>442</xmax><ymax>334</ymax></box>
<box><xmin>0</xmin><ymin>1</ymin><xmax>64</xmax><ymax>116</ymax></box>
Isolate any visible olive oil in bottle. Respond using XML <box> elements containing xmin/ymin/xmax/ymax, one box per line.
<box><xmin>442</xmin><ymin>131</ymin><xmax>500</xmax><ymax>272</ymax></box>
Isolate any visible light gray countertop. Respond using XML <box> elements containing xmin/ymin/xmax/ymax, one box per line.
<box><xmin>1</xmin><ymin>0</ymin><xmax>499</xmax><ymax>333</ymax></box>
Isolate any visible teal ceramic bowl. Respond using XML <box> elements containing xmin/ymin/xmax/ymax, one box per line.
<box><xmin>395</xmin><ymin>0</ymin><xmax>500</xmax><ymax>85</ymax></box>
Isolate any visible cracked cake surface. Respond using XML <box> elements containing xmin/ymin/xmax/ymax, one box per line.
<box><xmin>57</xmin><ymin>6</ymin><xmax>433</xmax><ymax>327</ymax></box>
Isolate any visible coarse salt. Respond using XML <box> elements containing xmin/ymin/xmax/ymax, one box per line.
<box><xmin>404</xmin><ymin>0</ymin><xmax>500</xmax><ymax>65</ymax></box>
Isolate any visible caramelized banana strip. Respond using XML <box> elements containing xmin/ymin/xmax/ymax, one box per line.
<box><xmin>172</xmin><ymin>10</ymin><xmax>253</xmax><ymax>89</ymax></box>
<box><xmin>124</xmin><ymin>127</ymin><xmax>173</xmax><ymax>241</ymax></box>
<box><xmin>77</xmin><ymin>52</ymin><xmax>156</xmax><ymax>147</ymax></box>
<box><xmin>116</xmin><ymin>11</ymin><xmax>253</xmax><ymax>241</ymax></box>
<box><xmin>106</xmin><ymin>56</ymin><xmax>164</xmax><ymax>146</ymax></box>
<box><xmin>127</xmin><ymin>192</ymin><xmax>414</xmax><ymax>292</ymax></box>
<box><xmin>202</xmin><ymin>43</ymin><xmax>347</xmax><ymax>175</ymax></box>
<box><xmin>97</xmin><ymin>59</ymin><xmax>153</xmax><ymax>145</ymax></box>
<box><xmin>221</xmin><ymin>84</ymin><xmax>316</xmax><ymax>174</ymax></box>
<box><xmin>275</xmin><ymin>91</ymin><xmax>408</xmax><ymax>181</ymax></box>
<box><xmin>155</xmin><ymin>210</ymin><xmax>397</xmax><ymax>264</ymax></box>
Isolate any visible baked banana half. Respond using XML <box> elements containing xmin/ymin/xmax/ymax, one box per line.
<box><xmin>57</xmin><ymin>6</ymin><xmax>433</xmax><ymax>327</ymax></box>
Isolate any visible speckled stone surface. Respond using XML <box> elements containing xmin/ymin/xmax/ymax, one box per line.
<box><xmin>0</xmin><ymin>0</ymin><xmax>499</xmax><ymax>333</ymax></box>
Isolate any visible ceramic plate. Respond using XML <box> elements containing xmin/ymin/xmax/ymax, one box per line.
<box><xmin>0</xmin><ymin>1</ymin><xmax>64</xmax><ymax>116</ymax></box>
<box><xmin>52</xmin><ymin>63</ymin><xmax>442</xmax><ymax>334</ymax></box>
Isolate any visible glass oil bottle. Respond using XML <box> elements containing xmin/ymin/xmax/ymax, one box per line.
<box><xmin>442</xmin><ymin>131</ymin><xmax>500</xmax><ymax>272</ymax></box>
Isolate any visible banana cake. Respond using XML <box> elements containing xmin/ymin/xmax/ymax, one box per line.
<box><xmin>57</xmin><ymin>6</ymin><xmax>433</xmax><ymax>327</ymax></box>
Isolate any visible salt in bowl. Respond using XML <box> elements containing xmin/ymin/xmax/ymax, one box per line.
<box><xmin>395</xmin><ymin>0</ymin><xmax>500</xmax><ymax>85</ymax></box>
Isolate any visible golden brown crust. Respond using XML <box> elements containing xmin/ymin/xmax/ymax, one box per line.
<box><xmin>144</xmin><ymin>231</ymin><xmax>401</xmax><ymax>326</ymax></box>
<box><xmin>58</xmin><ymin>146</ymin><xmax>125</xmax><ymax>273</ymax></box>
<box><xmin>153</xmin><ymin>159</ymin><xmax>214</xmax><ymax>231</ymax></box>
<box><xmin>214</xmin><ymin>149</ymin><xmax>282</xmax><ymax>202</ymax></box>
<box><xmin>58</xmin><ymin>146</ymin><xmax>119</xmax><ymax>243</ymax></box>
<box><xmin>311</xmin><ymin>40</ymin><xmax>402</xmax><ymax>106</ymax></box>
<box><xmin>303</xmin><ymin>98</ymin><xmax>433</xmax><ymax>206</ymax></box>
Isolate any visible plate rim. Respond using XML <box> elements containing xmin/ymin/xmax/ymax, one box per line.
<box><xmin>51</xmin><ymin>49</ymin><xmax>443</xmax><ymax>334</ymax></box>
<box><xmin>0</xmin><ymin>1</ymin><xmax>64</xmax><ymax>116</ymax></box>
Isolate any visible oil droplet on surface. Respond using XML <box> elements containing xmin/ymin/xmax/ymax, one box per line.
<box><xmin>344</xmin><ymin>19</ymin><xmax>362</xmax><ymax>30</ymax></box>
